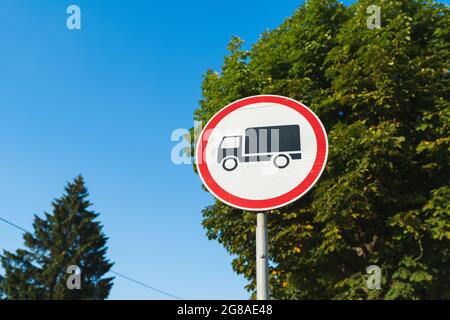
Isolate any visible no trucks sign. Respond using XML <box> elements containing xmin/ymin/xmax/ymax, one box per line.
<box><xmin>196</xmin><ymin>95</ymin><xmax>328</xmax><ymax>211</ymax></box>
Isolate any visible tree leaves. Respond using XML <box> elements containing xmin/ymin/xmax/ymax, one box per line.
<box><xmin>193</xmin><ymin>0</ymin><xmax>450</xmax><ymax>299</ymax></box>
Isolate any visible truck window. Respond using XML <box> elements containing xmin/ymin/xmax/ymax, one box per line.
<box><xmin>220</xmin><ymin>136</ymin><xmax>240</xmax><ymax>149</ymax></box>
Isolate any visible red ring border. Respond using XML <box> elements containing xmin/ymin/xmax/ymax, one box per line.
<box><xmin>196</xmin><ymin>95</ymin><xmax>328</xmax><ymax>211</ymax></box>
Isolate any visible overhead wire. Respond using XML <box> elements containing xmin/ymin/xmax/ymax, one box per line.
<box><xmin>0</xmin><ymin>215</ymin><xmax>183</xmax><ymax>300</ymax></box>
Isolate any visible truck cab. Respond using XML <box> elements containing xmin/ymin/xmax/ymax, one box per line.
<box><xmin>218</xmin><ymin>136</ymin><xmax>242</xmax><ymax>171</ymax></box>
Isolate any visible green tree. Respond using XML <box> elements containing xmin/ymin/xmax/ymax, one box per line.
<box><xmin>0</xmin><ymin>275</ymin><xmax>5</xmax><ymax>300</ymax></box>
<box><xmin>193</xmin><ymin>0</ymin><xmax>449</xmax><ymax>299</ymax></box>
<box><xmin>0</xmin><ymin>175</ymin><xmax>114</xmax><ymax>299</ymax></box>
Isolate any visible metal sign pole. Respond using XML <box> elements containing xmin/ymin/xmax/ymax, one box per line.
<box><xmin>256</xmin><ymin>212</ymin><xmax>269</xmax><ymax>300</ymax></box>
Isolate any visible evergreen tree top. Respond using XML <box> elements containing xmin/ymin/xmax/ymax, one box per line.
<box><xmin>1</xmin><ymin>176</ymin><xmax>114</xmax><ymax>300</ymax></box>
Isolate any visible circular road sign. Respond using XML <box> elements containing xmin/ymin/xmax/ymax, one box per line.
<box><xmin>196</xmin><ymin>95</ymin><xmax>328</xmax><ymax>211</ymax></box>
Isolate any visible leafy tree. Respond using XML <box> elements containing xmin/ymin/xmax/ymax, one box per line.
<box><xmin>193</xmin><ymin>0</ymin><xmax>449</xmax><ymax>299</ymax></box>
<box><xmin>0</xmin><ymin>175</ymin><xmax>114</xmax><ymax>299</ymax></box>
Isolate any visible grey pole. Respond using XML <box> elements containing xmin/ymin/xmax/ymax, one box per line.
<box><xmin>256</xmin><ymin>212</ymin><xmax>269</xmax><ymax>300</ymax></box>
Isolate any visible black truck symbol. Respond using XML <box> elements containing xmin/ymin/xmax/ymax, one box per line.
<box><xmin>218</xmin><ymin>124</ymin><xmax>301</xmax><ymax>171</ymax></box>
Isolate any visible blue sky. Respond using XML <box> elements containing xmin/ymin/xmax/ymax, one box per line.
<box><xmin>0</xmin><ymin>0</ymin><xmax>315</xmax><ymax>300</ymax></box>
<box><xmin>5</xmin><ymin>0</ymin><xmax>447</xmax><ymax>299</ymax></box>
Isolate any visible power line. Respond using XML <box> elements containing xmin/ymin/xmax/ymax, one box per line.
<box><xmin>0</xmin><ymin>215</ymin><xmax>183</xmax><ymax>300</ymax></box>
<box><xmin>109</xmin><ymin>270</ymin><xmax>183</xmax><ymax>300</ymax></box>
<box><xmin>0</xmin><ymin>217</ymin><xmax>30</xmax><ymax>234</ymax></box>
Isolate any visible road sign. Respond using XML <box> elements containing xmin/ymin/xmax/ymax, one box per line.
<box><xmin>196</xmin><ymin>95</ymin><xmax>328</xmax><ymax>211</ymax></box>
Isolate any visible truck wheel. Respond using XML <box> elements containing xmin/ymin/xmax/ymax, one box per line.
<box><xmin>222</xmin><ymin>157</ymin><xmax>238</xmax><ymax>171</ymax></box>
<box><xmin>273</xmin><ymin>154</ymin><xmax>290</xmax><ymax>169</ymax></box>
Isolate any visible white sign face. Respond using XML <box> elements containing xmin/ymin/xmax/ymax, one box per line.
<box><xmin>196</xmin><ymin>95</ymin><xmax>328</xmax><ymax>211</ymax></box>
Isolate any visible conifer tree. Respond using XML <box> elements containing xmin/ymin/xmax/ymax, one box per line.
<box><xmin>0</xmin><ymin>175</ymin><xmax>114</xmax><ymax>299</ymax></box>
